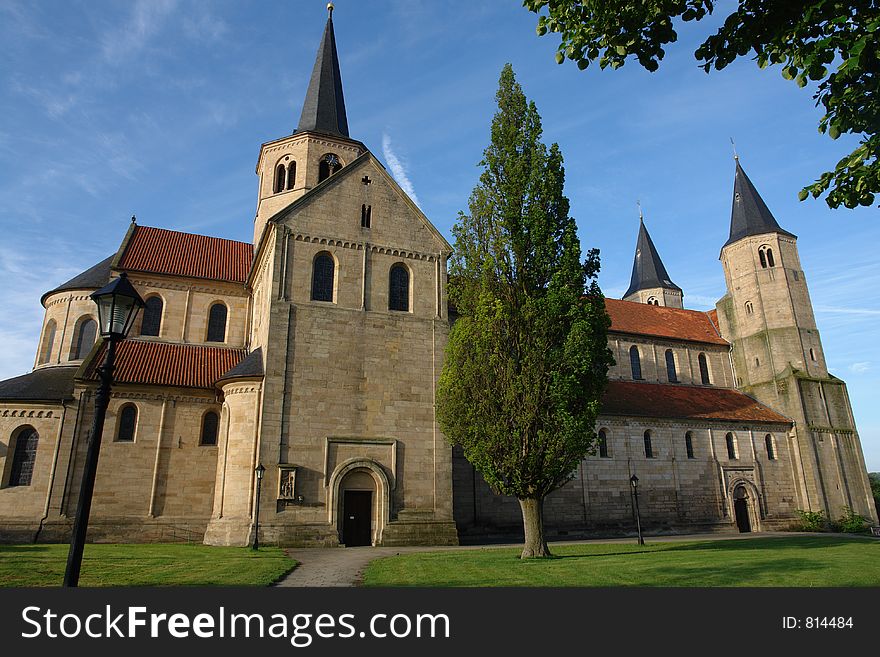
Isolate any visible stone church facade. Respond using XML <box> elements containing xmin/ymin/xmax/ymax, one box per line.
<box><xmin>0</xmin><ymin>12</ymin><xmax>875</xmax><ymax>547</ymax></box>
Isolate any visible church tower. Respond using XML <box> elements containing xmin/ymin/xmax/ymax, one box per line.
<box><xmin>251</xmin><ymin>5</ymin><xmax>366</xmax><ymax>244</ymax></box>
<box><xmin>715</xmin><ymin>158</ymin><xmax>877</xmax><ymax>523</ymax></box>
<box><xmin>622</xmin><ymin>215</ymin><xmax>683</xmax><ymax>308</ymax></box>
<box><xmin>206</xmin><ymin>6</ymin><xmax>458</xmax><ymax>548</ymax></box>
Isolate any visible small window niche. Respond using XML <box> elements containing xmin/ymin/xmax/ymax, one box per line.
<box><xmin>278</xmin><ymin>465</ymin><xmax>302</xmax><ymax>505</ymax></box>
<box><xmin>361</xmin><ymin>204</ymin><xmax>372</xmax><ymax>229</ymax></box>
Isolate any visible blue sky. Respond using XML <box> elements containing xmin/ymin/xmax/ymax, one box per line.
<box><xmin>1</xmin><ymin>1</ymin><xmax>878</xmax><ymax>470</ymax></box>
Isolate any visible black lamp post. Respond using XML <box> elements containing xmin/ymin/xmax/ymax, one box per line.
<box><xmin>63</xmin><ymin>273</ymin><xmax>143</xmax><ymax>587</ymax></box>
<box><xmin>630</xmin><ymin>474</ymin><xmax>645</xmax><ymax>546</ymax></box>
<box><xmin>252</xmin><ymin>464</ymin><xmax>265</xmax><ymax>551</ymax></box>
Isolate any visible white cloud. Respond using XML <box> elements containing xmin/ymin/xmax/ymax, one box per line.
<box><xmin>849</xmin><ymin>362</ymin><xmax>871</xmax><ymax>374</ymax></box>
<box><xmin>182</xmin><ymin>12</ymin><xmax>228</xmax><ymax>42</ymax></box>
<box><xmin>382</xmin><ymin>133</ymin><xmax>420</xmax><ymax>207</ymax></box>
<box><xmin>101</xmin><ymin>0</ymin><xmax>178</xmax><ymax>63</ymax></box>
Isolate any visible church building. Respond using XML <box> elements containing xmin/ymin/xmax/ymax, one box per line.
<box><xmin>0</xmin><ymin>10</ymin><xmax>875</xmax><ymax>547</ymax></box>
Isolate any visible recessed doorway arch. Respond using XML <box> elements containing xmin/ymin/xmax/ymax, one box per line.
<box><xmin>729</xmin><ymin>480</ymin><xmax>760</xmax><ymax>533</ymax></box>
<box><xmin>327</xmin><ymin>458</ymin><xmax>390</xmax><ymax>546</ymax></box>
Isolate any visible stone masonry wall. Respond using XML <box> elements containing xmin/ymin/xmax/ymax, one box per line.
<box><xmin>454</xmin><ymin>418</ymin><xmax>799</xmax><ymax>538</ymax></box>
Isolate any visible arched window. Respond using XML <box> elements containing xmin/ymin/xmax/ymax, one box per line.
<box><xmin>598</xmin><ymin>429</ymin><xmax>609</xmax><ymax>458</ymax></box>
<box><xmin>286</xmin><ymin>161</ymin><xmax>296</xmax><ymax>191</ymax></box>
<box><xmin>140</xmin><ymin>296</ymin><xmax>163</xmax><ymax>337</ymax></box>
<box><xmin>7</xmin><ymin>426</ymin><xmax>39</xmax><ymax>487</ymax></box>
<box><xmin>200</xmin><ymin>411</ymin><xmax>220</xmax><ymax>446</ymax></box>
<box><xmin>765</xmin><ymin>434</ymin><xmax>776</xmax><ymax>460</ymax></box>
<box><xmin>809</xmin><ymin>348</ymin><xmax>816</xmax><ymax>362</ymax></box>
<box><xmin>72</xmin><ymin>318</ymin><xmax>97</xmax><ymax>360</ymax></box>
<box><xmin>726</xmin><ymin>432</ymin><xmax>737</xmax><ymax>460</ymax></box>
<box><xmin>389</xmin><ymin>264</ymin><xmax>410</xmax><ymax>312</ymax></box>
<box><xmin>39</xmin><ymin>320</ymin><xmax>56</xmax><ymax>364</ymax></box>
<box><xmin>698</xmin><ymin>353</ymin><xmax>711</xmax><ymax>385</ymax></box>
<box><xmin>665</xmin><ymin>349</ymin><xmax>677</xmax><ymax>383</ymax></box>
<box><xmin>685</xmin><ymin>431</ymin><xmax>695</xmax><ymax>459</ymax></box>
<box><xmin>361</xmin><ymin>204</ymin><xmax>372</xmax><ymax>228</ymax></box>
<box><xmin>646</xmin><ymin>296</ymin><xmax>659</xmax><ymax>306</ymax></box>
<box><xmin>274</xmin><ymin>163</ymin><xmax>286</xmax><ymax>193</ymax></box>
<box><xmin>206</xmin><ymin>303</ymin><xmax>227</xmax><ymax>342</ymax></box>
<box><xmin>116</xmin><ymin>404</ymin><xmax>137</xmax><ymax>443</ymax></box>
<box><xmin>758</xmin><ymin>249</ymin><xmax>767</xmax><ymax>269</ymax></box>
<box><xmin>745</xmin><ymin>301</ymin><xmax>754</xmax><ymax>315</ymax></box>
<box><xmin>318</xmin><ymin>153</ymin><xmax>342</xmax><ymax>182</ymax></box>
<box><xmin>643</xmin><ymin>430</ymin><xmax>654</xmax><ymax>458</ymax></box>
<box><xmin>629</xmin><ymin>345</ymin><xmax>642</xmax><ymax>380</ymax></box>
<box><xmin>759</xmin><ymin>245</ymin><xmax>775</xmax><ymax>268</ymax></box>
<box><xmin>311</xmin><ymin>253</ymin><xmax>335</xmax><ymax>302</ymax></box>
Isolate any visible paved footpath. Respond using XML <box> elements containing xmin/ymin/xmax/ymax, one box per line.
<box><xmin>274</xmin><ymin>531</ymin><xmax>824</xmax><ymax>587</ymax></box>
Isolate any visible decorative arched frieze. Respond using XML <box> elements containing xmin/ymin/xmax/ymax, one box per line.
<box><xmin>127</xmin><ymin>277</ymin><xmax>248</xmax><ymax>298</ymax></box>
<box><xmin>289</xmin><ymin>232</ymin><xmax>439</xmax><ymax>263</ymax></box>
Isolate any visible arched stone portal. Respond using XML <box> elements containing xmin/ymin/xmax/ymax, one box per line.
<box><xmin>327</xmin><ymin>458</ymin><xmax>391</xmax><ymax>546</ymax></box>
<box><xmin>733</xmin><ymin>485</ymin><xmax>752</xmax><ymax>533</ymax></box>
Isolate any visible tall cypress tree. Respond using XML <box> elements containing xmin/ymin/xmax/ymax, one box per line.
<box><xmin>437</xmin><ymin>64</ymin><xmax>612</xmax><ymax>558</ymax></box>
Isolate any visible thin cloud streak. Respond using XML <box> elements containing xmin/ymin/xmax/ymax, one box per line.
<box><xmin>815</xmin><ymin>306</ymin><xmax>880</xmax><ymax>317</ymax></box>
<box><xmin>382</xmin><ymin>132</ymin><xmax>420</xmax><ymax>208</ymax></box>
<box><xmin>101</xmin><ymin>0</ymin><xmax>178</xmax><ymax>62</ymax></box>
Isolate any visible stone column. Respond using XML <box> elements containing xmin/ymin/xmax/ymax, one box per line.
<box><xmin>203</xmin><ymin>380</ymin><xmax>262</xmax><ymax>546</ymax></box>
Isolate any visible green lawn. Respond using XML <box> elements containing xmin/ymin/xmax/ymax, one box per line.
<box><xmin>0</xmin><ymin>544</ymin><xmax>295</xmax><ymax>587</ymax></box>
<box><xmin>363</xmin><ymin>536</ymin><xmax>880</xmax><ymax>587</ymax></box>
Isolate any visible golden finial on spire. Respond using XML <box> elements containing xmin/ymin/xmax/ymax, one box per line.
<box><xmin>730</xmin><ymin>137</ymin><xmax>739</xmax><ymax>161</ymax></box>
<box><xmin>327</xmin><ymin>2</ymin><xmax>334</xmax><ymax>17</ymax></box>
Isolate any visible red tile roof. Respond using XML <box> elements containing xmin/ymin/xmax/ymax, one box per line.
<box><xmin>84</xmin><ymin>340</ymin><xmax>248</xmax><ymax>389</ymax></box>
<box><xmin>118</xmin><ymin>225</ymin><xmax>253</xmax><ymax>283</ymax></box>
<box><xmin>707</xmin><ymin>308</ymin><xmax>720</xmax><ymax>332</ymax></box>
<box><xmin>605</xmin><ymin>298</ymin><xmax>727</xmax><ymax>346</ymax></box>
<box><xmin>602</xmin><ymin>381</ymin><xmax>791</xmax><ymax>424</ymax></box>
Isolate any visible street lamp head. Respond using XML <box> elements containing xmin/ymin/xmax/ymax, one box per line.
<box><xmin>91</xmin><ymin>273</ymin><xmax>145</xmax><ymax>340</ymax></box>
<box><xmin>630</xmin><ymin>474</ymin><xmax>639</xmax><ymax>488</ymax></box>
<box><xmin>255</xmin><ymin>463</ymin><xmax>265</xmax><ymax>480</ymax></box>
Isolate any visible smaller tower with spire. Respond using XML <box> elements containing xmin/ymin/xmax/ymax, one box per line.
<box><xmin>715</xmin><ymin>157</ymin><xmax>877</xmax><ymax>525</ymax></box>
<box><xmin>622</xmin><ymin>210</ymin><xmax>683</xmax><ymax>308</ymax></box>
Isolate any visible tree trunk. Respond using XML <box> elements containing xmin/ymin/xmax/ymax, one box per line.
<box><xmin>519</xmin><ymin>497</ymin><xmax>551</xmax><ymax>558</ymax></box>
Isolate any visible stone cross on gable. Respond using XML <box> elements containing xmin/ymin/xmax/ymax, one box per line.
<box><xmin>361</xmin><ymin>175</ymin><xmax>372</xmax><ymax>185</ymax></box>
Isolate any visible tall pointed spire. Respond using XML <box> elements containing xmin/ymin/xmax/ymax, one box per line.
<box><xmin>725</xmin><ymin>158</ymin><xmax>796</xmax><ymax>247</ymax></box>
<box><xmin>296</xmin><ymin>5</ymin><xmax>349</xmax><ymax>138</ymax></box>
<box><xmin>623</xmin><ymin>215</ymin><xmax>681</xmax><ymax>299</ymax></box>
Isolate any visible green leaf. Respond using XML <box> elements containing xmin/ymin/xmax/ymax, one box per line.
<box><xmin>829</xmin><ymin>124</ymin><xmax>841</xmax><ymax>140</ymax></box>
<box><xmin>798</xmin><ymin>189</ymin><xmax>809</xmax><ymax>201</ymax></box>
<box><xmin>555</xmin><ymin>51</ymin><xmax>564</xmax><ymax>64</ymax></box>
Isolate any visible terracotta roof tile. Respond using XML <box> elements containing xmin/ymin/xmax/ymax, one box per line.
<box><xmin>602</xmin><ymin>381</ymin><xmax>791</xmax><ymax>424</ymax></box>
<box><xmin>606</xmin><ymin>298</ymin><xmax>727</xmax><ymax>346</ymax></box>
<box><xmin>118</xmin><ymin>225</ymin><xmax>253</xmax><ymax>283</ymax></box>
<box><xmin>85</xmin><ymin>341</ymin><xmax>247</xmax><ymax>389</ymax></box>
<box><xmin>707</xmin><ymin>308</ymin><xmax>720</xmax><ymax>332</ymax></box>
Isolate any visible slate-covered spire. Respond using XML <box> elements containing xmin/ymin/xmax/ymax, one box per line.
<box><xmin>725</xmin><ymin>158</ymin><xmax>796</xmax><ymax>247</ymax></box>
<box><xmin>296</xmin><ymin>5</ymin><xmax>349</xmax><ymax>138</ymax></box>
<box><xmin>623</xmin><ymin>217</ymin><xmax>681</xmax><ymax>298</ymax></box>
